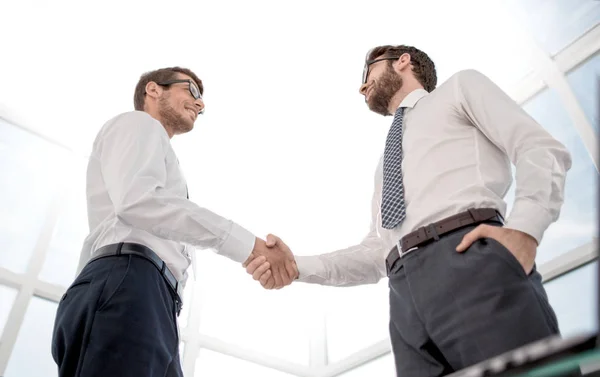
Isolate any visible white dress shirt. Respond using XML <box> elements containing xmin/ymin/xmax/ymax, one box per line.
<box><xmin>77</xmin><ymin>111</ymin><xmax>256</xmax><ymax>284</ymax></box>
<box><xmin>295</xmin><ymin>69</ymin><xmax>572</xmax><ymax>287</ymax></box>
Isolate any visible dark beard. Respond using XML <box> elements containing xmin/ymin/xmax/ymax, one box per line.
<box><xmin>368</xmin><ymin>66</ymin><xmax>403</xmax><ymax>116</ymax></box>
<box><xmin>158</xmin><ymin>93</ymin><xmax>193</xmax><ymax>135</ymax></box>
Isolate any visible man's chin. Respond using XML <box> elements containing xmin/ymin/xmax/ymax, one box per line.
<box><xmin>367</xmin><ymin>102</ymin><xmax>389</xmax><ymax>116</ymax></box>
<box><xmin>174</xmin><ymin>123</ymin><xmax>194</xmax><ymax>135</ymax></box>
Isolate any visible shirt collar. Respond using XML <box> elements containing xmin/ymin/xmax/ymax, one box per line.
<box><xmin>397</xmin><ymin>88</ymin><xmax>429</xmax><ymax>110</ymax></box>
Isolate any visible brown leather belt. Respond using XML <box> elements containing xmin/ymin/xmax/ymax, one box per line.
<box><xmin>386</xmin><ymin>208</ymin><xmax>503</xmax><ymax>275</ymax></box>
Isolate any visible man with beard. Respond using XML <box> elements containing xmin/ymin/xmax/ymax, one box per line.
<box><xmin>51</xmin><ymin>67</ymin><xmax>297</xmax><ymax>377</ymax></box>
<box><xmin>244</xmin><ymin>45</ymin><xmax>573</xmax><ymax>376</ymax></box>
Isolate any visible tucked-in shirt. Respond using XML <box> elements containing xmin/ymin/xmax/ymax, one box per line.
<box><xmin>295</xmin><ymin>69</ymin><xmax>572</xmax><ymax>287</ymax></box>
<box><xmin>77</xmin><ymin>111</ymin><xmax>256</xmax><ymax>284</ymax></box>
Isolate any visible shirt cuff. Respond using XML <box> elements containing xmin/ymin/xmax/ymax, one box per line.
<box><xmin>295</xmin><ymin>255</ymin><xmax>327</xmax><ymax>284</ymax></box>
<box><xmin>217</xmin><ymin>222</ymin><xmax>256</xmax><ymax>263</ymax></box>
<box><xmin>504</xmin><ymin>199</ymin><xmax>554</xmax><ymax>245</ymax></box>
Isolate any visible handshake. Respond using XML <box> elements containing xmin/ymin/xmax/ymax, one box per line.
<box><xmin>242</xmin><ymin>235</ymin><xmax>298</xmax><ymax>289</ymax></box>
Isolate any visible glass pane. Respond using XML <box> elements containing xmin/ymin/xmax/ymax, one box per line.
<box><xmin>176</xmin><ymin>280</ymin><xmax>194</xmax><ymax>330</ymax></box>
<box><xmin>4</xmin><ymin>296</ymin><xmax>58</xmax><ymax>377</ymax></box>
<box><xmin>179</xmin><ymin>342</ymin><xmax>185</xmax><ymax>365</ymax></box>
<box><xmin>567</xmin><ymin>51</ymin><xmax>600</xmax><ymax>135</ymax></box>
<box><xmin>194</xmin><ymin>348</ymin><xmax>296</xmax><ymax>377</ymax></box>
<box><xmin>544</xmin><ymin>261</ymin><xmax>598</xmax><ymax>338</ymax></box>
<box><xmin>504</xmin><ymin>87</ymin><xmax>599</xmax><ymax>264</ymax></box>
<box><xmin>430</xmin><ymin>0</ymin><xmax>535</xmax><ymax>96</ymax></box>
<box><xmin>337</xmin><ymin>353</ymin><xmax>396</xmax><ymax>377</ymax></box>
<box><xmin>39</xmin><ymin>157</ymin><xmax>89</xmax><ymax>287</ymax></box>
<box><xmin>0</xmin><ymin>120</ymin><xmax>67</xmax><ymax>273</ymax></box>
<box><xmin>196</xmin><ymin>252</ymin><xmax>311</xmax><ymax>365</ymax></box>
<box><xmin>503</xmin><ymin>0</ymin><xmax>600</xmax><ymax>55</ymax></box>
<box><xmin>0</xmin><ymin>285</ymin><xmax>18</xmax><ymax>338</ymax></box>
<box><xmin>325</xmin><ymin>280</ymin><xmax>390</xmax><ymax>363</ymax></box>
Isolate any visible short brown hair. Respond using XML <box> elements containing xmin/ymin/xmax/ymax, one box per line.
<box><xmin>368</xmin><ymin>45</ymin><xmax>437</xmax><ymax>92</ymax></box>
<box><xmin>133</xmin><ymin>67</ymin><xmax>204</xmax><ymax>111</ymax></box>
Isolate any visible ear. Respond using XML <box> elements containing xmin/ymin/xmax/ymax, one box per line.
<box><xmin>144</xmin><ymin>81</ymin><xmax>162</xmax><ymax>100</ymax></box>
<box><xmin>393</xmin><ymin>53</ymin><xmax>412</xmax><ymax>74</ymax></box>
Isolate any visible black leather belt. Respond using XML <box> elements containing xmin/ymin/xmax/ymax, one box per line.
<box><xmin>89</xmin><ymin>242</ymin><xmax>184</xmax><ymax>315</ymax></box>
<box><xmin>386</xmin><ymin>208</ymin><xmax>503</xmax><ymax>275</ymax></box>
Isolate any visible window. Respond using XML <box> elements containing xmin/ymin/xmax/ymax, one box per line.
<box><xmin>567</xmin><ymin>52</ymin><xmax>600</xmax><ymax>135</ymax></box>
<box><xmin>179</xmin><ymin>342</ymin><xmax>185</xmax><ymax>365</ymax></box>
<box><xmin>0</xmin><ymin>286</ymin><xmax>18</xmax><ymax>338</ymax></box>
<box><xmin>4</xmin><ymin>296</ymin><xmax>58</xmax><ymax>377</ymax></box>
<box><xmin>39</xmin><ymin>158</ymin><xmax>89</xmax><ymax>287</ymax></box>
<box><xmin>431</xmin><ymin>0</ymin><xmax>535</xmax><ymax>95</ymax></box>
<box><xmin>0</xmin><ymin>120</ymin><xmax>66</xmax><ymax>273</ymax></box>
<box><xmin>325</xmin><ymin>281</ymin><xmax>390</xmax><ymax>363</ymax></box>
<box><xmin>502</xmin><ymin>0</ymin><xmax>600</xmax><ymax>55</ymax></box>
<box><xmin>176</xmin><ymin>281</ymin><xmax>195</xmax><ymax>330</ymax></box>
<box><xmin>505</xmin><ymin>87</ymin><xmax>599</xmax><ymax>265</ymax></box>
<box><xmin>337</xmin><ymin>353</ymin><xmax>396</xmax><ymax>377</ymax></box>
<box><xmin>196</xmin><ymin>252</ymin><xmax>311</xmax><ymax>365</ymax></box>
<box><xmin>544</xmin><ymin>261</ymin><xmax>598</xmax><ymax>338</ymax></box>
<box><xmin>194</xmin><ymin>348</ymin><xmax>296</xmax><ymax>377</ymax></box>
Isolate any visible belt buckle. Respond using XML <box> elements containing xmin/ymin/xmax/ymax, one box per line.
<box><xmin>399</xmin><ymin>242</ymin><xmax>418</xmax><ymax>258</ymax></box>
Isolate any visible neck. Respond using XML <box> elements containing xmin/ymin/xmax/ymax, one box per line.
<box><xmin>387</xmin><ymin>77</ymin><xmax>425</xmax><ymax>115</ymax></box>
<box><xmin>145</xmin><ymin>107</ymin><xmax>174</xmax><ymax>138</ymax></box>
<box><xmin>163</xmin><ymin>124</ymin><xmax>174</xmax><ymax>138</ymax></box>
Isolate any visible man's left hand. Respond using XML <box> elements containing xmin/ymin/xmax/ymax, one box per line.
<box><xmin>455</xmin><ymin>225</ymin><xmax>538</xmax><ymax>275</ymax></box>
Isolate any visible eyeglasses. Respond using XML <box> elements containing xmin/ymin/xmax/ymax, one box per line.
<box><xmin>362</xmin><ymin>56</ymin><xmax>400</xmax><ymax>84</ymax></box>
<box><xmin>157</xmin><ymin>79</ymin><xmax>204</xmax><ymax>114</ymax></box>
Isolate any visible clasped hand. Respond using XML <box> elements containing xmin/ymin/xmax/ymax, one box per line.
<box><xmin>242</xmin><ymin>236</ymin><xmax>298</xmax><ymax>289</ymax></box>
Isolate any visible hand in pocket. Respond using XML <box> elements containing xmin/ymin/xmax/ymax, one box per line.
<box><xmin>456</xmin><ymin>224</ymin><xmax>538</xmax><ymax>274</ymax></box>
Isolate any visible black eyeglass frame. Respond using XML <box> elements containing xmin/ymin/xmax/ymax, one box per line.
<box><xmin>156</xmin><ymin>79</ymin><xmax>204</xmax><ymax>114</ymax></box>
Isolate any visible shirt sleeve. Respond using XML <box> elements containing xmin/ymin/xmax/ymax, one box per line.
<box><xmin>97</xmin><ymin>111</ymin><xmax>256</xmax><ymax>263</ymax></box>
<box><xmin>294</xmin><ymin>185</ymin><xmax>387</xmax><ymax>286</ymax></box>
<box><xmin>455</xmin><ymin>69</ymin><xmax>573</xmax><ymax>244</ymax></box>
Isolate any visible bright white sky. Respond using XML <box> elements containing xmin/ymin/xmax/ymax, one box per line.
<box><xmin>0</xmin><ymin>0</ymin><xmax>544</xmax><ymax>374</ymax></box>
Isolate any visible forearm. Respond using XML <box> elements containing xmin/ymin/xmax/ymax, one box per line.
<box><xmin>504</xmin><ymin>143</ymin><xmax>571</xmax><ymax>243</ymax></box>
<box><xmin>294</xmin><ymin>242</ymin><xmax>386</xmax><ymax>287</ymax></box>
<box><xmin>116</xmin><ymin>190</ymin><xmax>256</xmax><ymax>263</ymax></box>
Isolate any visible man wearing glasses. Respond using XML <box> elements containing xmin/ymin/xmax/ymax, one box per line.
<box><xmin>51</xmin><ymin>67</ymin><xmax>297</xmax><ymax>377</ymax></box>
<box><xmin>246</xmin><ymin>45</ymin><xmax>572</xmax><ymax>376</ymax></box>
